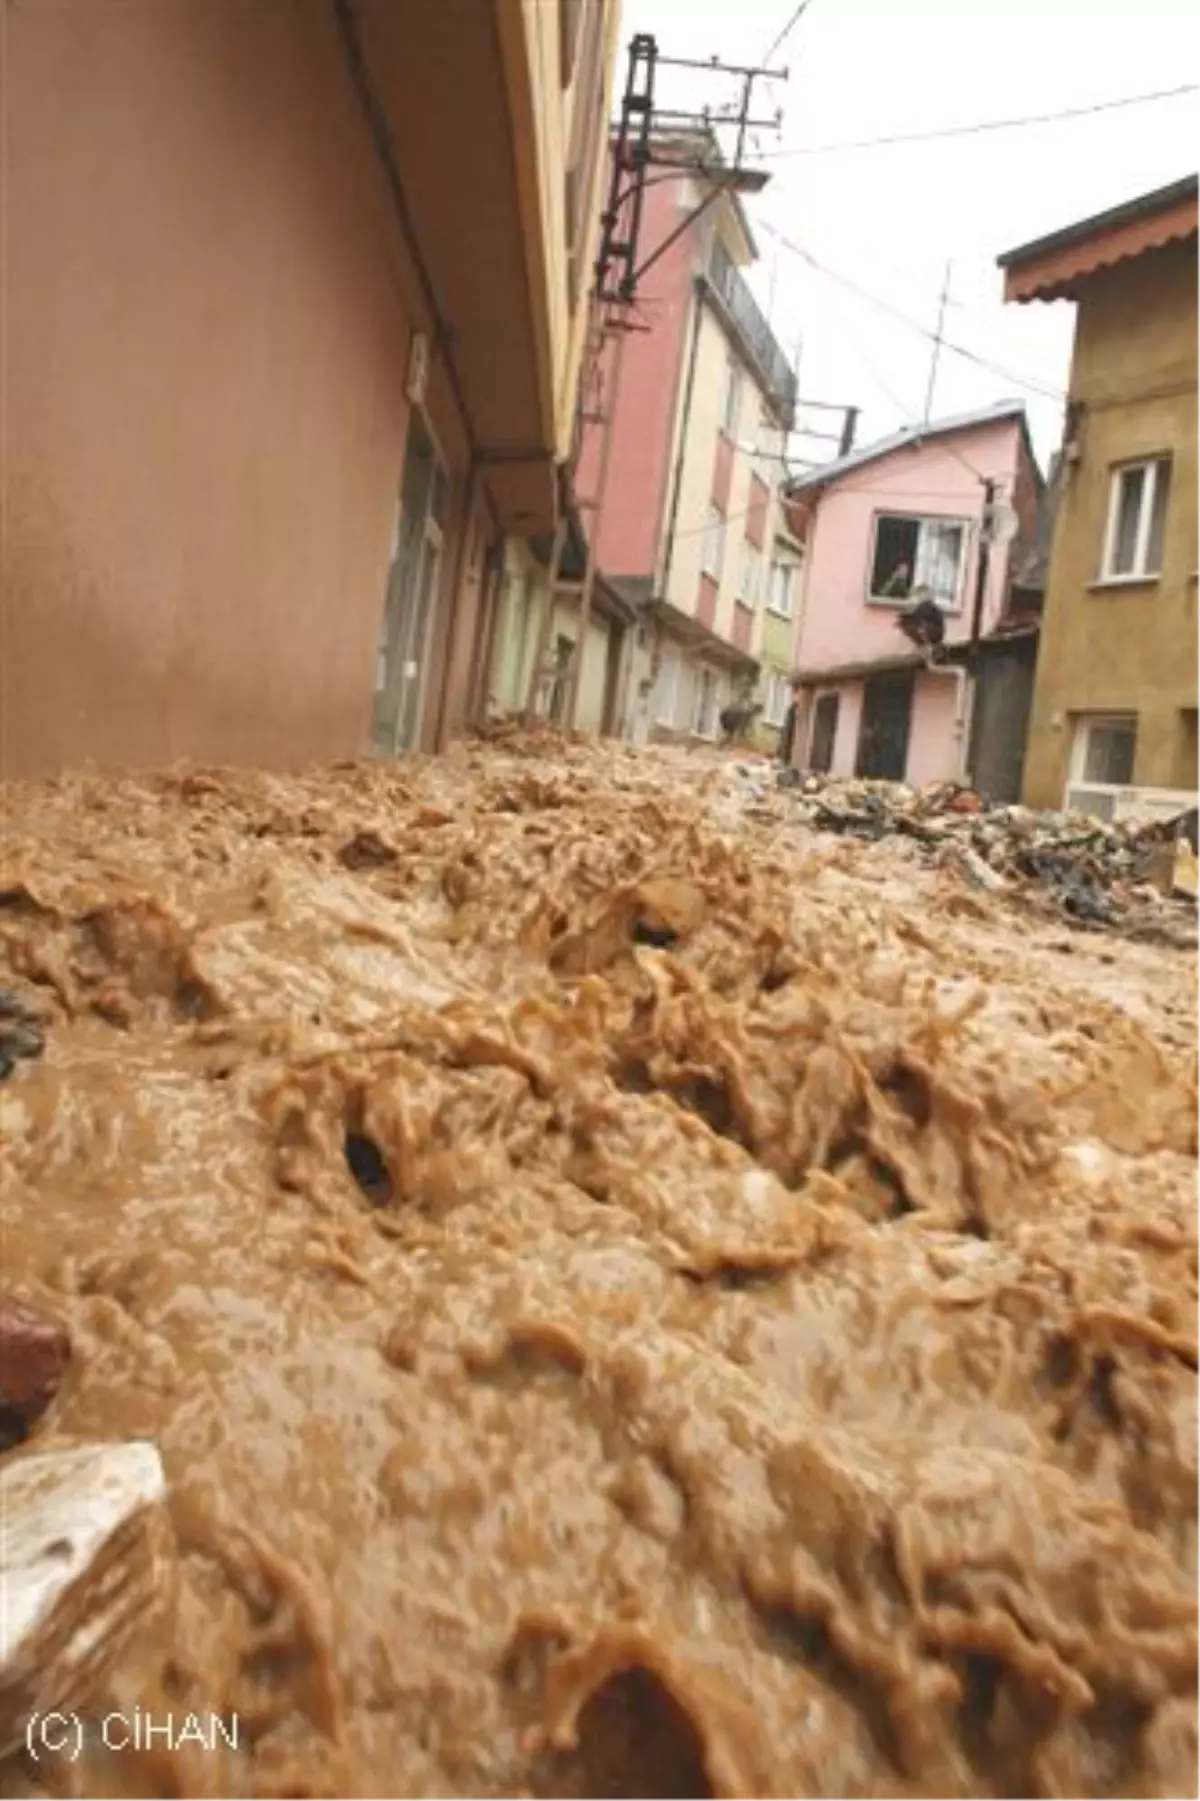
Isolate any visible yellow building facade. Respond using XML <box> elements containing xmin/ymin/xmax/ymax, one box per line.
<box><xmin>1000</xmin><ymin>179</ymin><xmax>1198</xmax><ymax>816</ymax></box>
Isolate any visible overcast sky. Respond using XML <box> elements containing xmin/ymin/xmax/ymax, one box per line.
<box><xmin>617</xmin><ymin>0</ymin><xmax>1197</xmax><ymax>471</ymax></box>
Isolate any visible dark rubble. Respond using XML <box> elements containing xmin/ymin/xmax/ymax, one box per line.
<box><xmin>743</xmin><ymin>767</ymin><xmax>1199</xmax><ymax>947</ymax></box>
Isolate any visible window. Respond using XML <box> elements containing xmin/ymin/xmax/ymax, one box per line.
<box><xmin>548</xmin><ymin>633</ymin><xmax>575</xmax><ymax>724</ymax></box>
<box><xmin>1066</xmin><ymin>714</ymin><xmax>1138</xmax><ymax>818</ymax></box>
<box><xmin>739</xmin><ymin>544</ymin><xmax>761</xmax><ymax>607</ymax></box>
<box><xmin>755</xmin><ymin>403</ymin><xmax>784</xmax><ymax>479</ymax></box>
<box><xmin>1100</xmin><ymin>457</ymin><xmax>1171</xmax><ymax>581</ymax></box>
<box><xmin>759</xmin><ymin>669</ymin><xmax>790</xmax><ymax>728</ymax></box>
<box><xmin>809</xmin><ymin>692</ymin><xmax>840</xmax><ymax>774</ymax></box>
<box><xmin>654</xmin><ymin>645</ymin><xmax>680</xmax><ymax>726</ymax></box>
<box><xmin>768</xmin><ymin>560</ymin><xmax>795</xmax><ymax>619</ymax></box>
<box><xmin>869</xmin><ymin>513</ymin><xmax>968</xmax><ymax>610</ymax></box>
<box><xmin>721</xmin><ymin>362</ymin><xmax>741</xmax><ymax>438</ymax></box>
<box><xmin>1075</xmin><ymin>715</ymin><xmax>1136</xmax><ymax>786</ymax></box>
<box><xmin>702</xmin><ymin>506</ymin><xmax>726</xmax><ymax>581</ymax></box>
<box><xmin>693</xmin><ymin>666</ymin><xmax>721</xmax><ymax>739</ymax></box>
<box><xmin>563</xmin><ymin>1</ymin><xmax>604</xmax><ymax>306</ymax></box>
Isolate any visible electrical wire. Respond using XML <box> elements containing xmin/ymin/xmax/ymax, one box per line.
<box><xmin>761</xmin><ymin>0</ymin><xmax>815</xmax><ymax>68</ymax></box>
<box><xmin>758</xmin><ymin>221</ymin><xmax>1068</xmax><ymax>402</ymax></box>
<box><xmin>670</xmin><ymin>480</ymin><xmax>1008</xmax><ymax>541</ymax></box>
<box><xmin>820</xmin><ymin>305</ymin><xmax>1002</xmax><ymax>491</ymax></box>
<box><xmin>823</xmin><ymin>239</ymin><xmax>1078</xmax><ymax>382</ymax></box>
<box><xmin>755</xmin><ymin>82</ymin><xmax>1197</xmax><ymax>158</ymax></box>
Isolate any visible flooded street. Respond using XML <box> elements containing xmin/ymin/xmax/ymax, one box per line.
<box><xmin>1</xmin><ymin>736</ymin><xmax>1196</xmax><ymax>1799</ymax></box>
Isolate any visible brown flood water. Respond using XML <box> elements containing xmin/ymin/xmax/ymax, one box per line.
<box><xmin>1</xmin><ymin>738</ymin><xmax>1196</xmax><ymax>1799</ymax></box>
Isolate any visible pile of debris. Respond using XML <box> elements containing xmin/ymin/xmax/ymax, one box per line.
<box><xmin>760</xmin><ymin>769</ymin><xmax>1198</xmax><ymax>944</ymax></box>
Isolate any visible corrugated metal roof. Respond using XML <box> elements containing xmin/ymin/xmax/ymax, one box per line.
<box><xmin>785</xmin><ymin>399</ymin><xmax>1028</xmax><ymax>495</ymax></box>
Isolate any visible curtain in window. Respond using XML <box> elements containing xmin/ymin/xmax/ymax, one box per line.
<box><xmin>1111</xmin><ymin>468</ymin><xmax>1145</xmax><ymax>575</ymax></box>
<box><xmin>916</xmin><ymin>521</ymin><xmax>964</xmax><ymax>606</ymax></box>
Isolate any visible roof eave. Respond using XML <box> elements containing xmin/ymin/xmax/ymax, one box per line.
<box><xmin>1000</xmin><ymin>181</ymin><xmax>1199</xmax><ymax>304</ymax></box>
<box><xmin>998</xmin><ymin>175</ymin><xmax>1198</xmax><ymax>272</ymax></box>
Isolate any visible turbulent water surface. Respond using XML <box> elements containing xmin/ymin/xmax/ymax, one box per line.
<box><xmin>1</xmin><ymin>736</ymin><xmax>1196</xmax><ymax>1798</ymax></box>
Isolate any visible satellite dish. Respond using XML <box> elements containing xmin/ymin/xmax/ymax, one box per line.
<box><xmin>981</xmin><ymin>502</ymin><xmax>1019</xmax><ymax>546</ymax></box>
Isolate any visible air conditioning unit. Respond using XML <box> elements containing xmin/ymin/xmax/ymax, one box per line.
<box><xmin>1112</xmin><ymin>785</ymin><xmax>1198</xmax><ymax>826</ymax></box>
<box><xmin>1065</xmin><ymin>786</ymin><xmax>1117</xmax><ymax>822</ymax></box>
<box><xmin>1065</xmin><ymin>784</ymin><xmax>1197</xmax><ymax>826</ymax></box>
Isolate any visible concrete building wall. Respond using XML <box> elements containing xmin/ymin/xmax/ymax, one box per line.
<box><xmin>3</xmin><ymin>1</ymin><xmax>430</xmax><ymax>775</ymax></box>
<box><xmin>760</xmin><ymin>608</ymin><xmax>794</xmax><ymax>666</ymax></box>
<box><xmin>795</xmin><ymin>672</ymin><xmax>963</xmax><ymax>784</ymax></box>
<box><xmin>3</xmin><ymin>0</ymin><xmax>619</xmax><ymax>779</ymax></box>
<box><xmin>665</xmin><ymin>302</ymin><xmax>734</xmax><ymax>615</ymax></box>
<box><xmin>577</xmin><ymin>619</ymin><xmax>610</xmax><ymax>733</ymax></box>
<box><xmin>578</xmin><ymin>177</ymin><xmax>696</xmax><ymax>580</ymax></box>
<box><xmin>516</xmin><ymin>0</ymin><xmax>623</xmax><ymax>462</ymax></box>
<box><xmin>1020</xmin><ymin>241</ymin><xmax>1198</xmax><ymax>808</ymax></box>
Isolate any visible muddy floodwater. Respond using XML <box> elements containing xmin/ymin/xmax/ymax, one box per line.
<box><xmin>1</xmin><ymin>737</ymin><xmax>1196</xmax><ymax>1799</ymax></box>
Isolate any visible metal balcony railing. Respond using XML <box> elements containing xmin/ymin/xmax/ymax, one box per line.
<box><xmin>706</xmin><ymin>238</ymin><xmax>797</xmax><ymax>429</ymax></box>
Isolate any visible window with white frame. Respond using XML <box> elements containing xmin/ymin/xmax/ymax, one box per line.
<box><xmin>701</xmin><ymin>506</ymin><xmax>726</xmax><ymax>581</ymax></box>
<box><xmin>756</xmin><ymin>402</ymin><xmax>784</xmax><ymax>477</ymax></box>
<box><xmin>692</xmin><ymin>666</ymin><xmax>721</xmax><ymax>739</ymax></box>
<box><xmin>653</xmin><ymin>643</ymin><xmax>680</xmax><ymax>726</ymax></box>
<box><xmin>739</xmin><ymin>543</ymin><xmax>761</xmax><ymax>607</ymax></box>
<box><xmin>721</xmin><ymin>361</ymin><xmax>742</xmax><ymax>437</ymax></box>
<box><xmin>767</xmin><ymin>559</ymin><xmax>795</xmax><ymax>619</ymax></box>
<box><xmin>1100</xmin><ymin>457</ymin><xmax>1171</xmax><ymax>581</ymax></box>
<box><xmin>869</xmin><ymin>513</ymin><xmax>969</xmax><ymax>610</ymax></box>
<box><xmin>1065</xmin><ymin>713</ymin><xmax>1138</xmax><ymax>820</ymax></box>
<box><xmin>759</xmin><ymin>668</ymin><xmax>790</xmax><ymax>728</ymax></box>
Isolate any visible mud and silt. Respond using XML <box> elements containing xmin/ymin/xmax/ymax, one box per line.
<box><xmin>1</xmin><ymin>738</ymin><xmax>1196</xmax><ymax>1798</ymax></box>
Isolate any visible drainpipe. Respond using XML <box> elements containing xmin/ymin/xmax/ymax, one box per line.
<box><xmin>472</xmin><ymin>538</ymin><xmax>507</xmax><ymax>724</ymax></box>
<box><xmin>962</xmin><ymin>478</ymin><xmax>997</xmax><ymax>787</ymax></box>
<box><xmin>522</xmin><ymin>504</ymin><xmax>570</xmax><ymax>724</ymax></box>
<box><xmin>920</xmin><ymin>477</ymin><xmax>996</xmax><ymax>786</ymax></box>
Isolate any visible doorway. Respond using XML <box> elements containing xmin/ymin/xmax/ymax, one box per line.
<box><xmin>855</xmin><ymin>670</ymin><xmax>914</xmax><ymax>781</ymax></box>
<box><xmin>371</xmin><ymin>416</ymin><xmax>448</xmax><ymax>755</ymax></box>
<box><xmin>809</xmin><ymin>691</ymin><xmax>840</xmax><ymax>773</ymax></box>
<box><xmin>548</xmin><ymin>634</ymin><xmax>574</xmax><ymax>723</ymax></box>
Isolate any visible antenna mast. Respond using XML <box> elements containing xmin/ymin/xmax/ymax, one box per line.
<box><xmin>922</xmin><ymin>259</ymin><xmax>952</xmax><ymax>426</ymax></box>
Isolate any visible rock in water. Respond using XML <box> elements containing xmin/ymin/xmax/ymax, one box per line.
<box><xmin>0</xmin><ymin>1295</ymin><xmax>71</xmax><ymax>1450</ymax></box>
<box><xmin>0</xmin><ymin>1442</ymin><xmax>170</xmax><ymax>1757</ymax></box>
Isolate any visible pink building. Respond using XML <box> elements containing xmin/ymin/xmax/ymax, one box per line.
<box><xmin>577</xmin><ymin>136</ymin><xmax>804</xmax><ymax>748</ymax></box>
<box><xmin>786</xmin><ymin>403</ymin><xmax>1045</xmax><ymax>796</ymax></box>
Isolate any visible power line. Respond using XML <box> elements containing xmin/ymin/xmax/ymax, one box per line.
<box><xmin>672</xmin><ymin>479</ymin><xmax>1009</xmax><ymax>543</ymax></box>
<box><xmin>754</xmin><ymin>82</ymin><xmax>1197</xmax><ymax>158</ymax></box>
<box><xmin>845</xmin><ymin>241</ymin><xmax>1075</xmax><ymax>380</ymax></box>
<box><xmin>759</xmin><ymin>222</ymin><xmax>1067</xmax><ymax>402</ymax></box>
<box><xmin>761</xmin><ymin>0</ymin><xmax>815</xmax><ymax>68</ymax></box>
<box><xmin>820</xmin><ymin>294</ymin><xmax>992</xmax><ymax>487</ymax></box>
